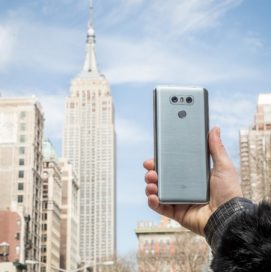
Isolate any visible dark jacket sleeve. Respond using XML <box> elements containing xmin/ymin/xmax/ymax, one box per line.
<box><xmin>204</xmin><ymin>197</ymin><xmax>271</xmax><ymax>272</ymax></box>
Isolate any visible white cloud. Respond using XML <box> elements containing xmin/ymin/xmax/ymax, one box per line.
<box><xmin>0</xmin><ymin>25</ymin><xmax>16</xmax><ymax>70</ymax></box>
<box><xmin>0</xmin><ymin>17</ymin><xmax>83</xmax><ymax>74</ymax></box>
<box><xmin>211</xmin><ymin>96</ymin><xmax>255</xmax><ymax>120</ymax></box>
<box><xmin>0</xmin><ymin>88</ymin><xmax>66</xmax><ymax>143</ymax></box>
<box><xmin>99</xmin><ymin>35</ymin><xmax>261</xmax><ymax>85</ymax></box>
<box><xmin>209</xmin><ymin>91</ymin><xmax>257</xmax><ymax>162</ymax></box>
<box><xmin>210</xmin><ymin>94</ymin><xmax>256</xmax><ymax>131</ymax></box>
<box><xmin>142</xmin><ymin>0</ymin><xmax>243</xmax><ymax>38</ymax></box>
<box><xmin>18</xmin><ymin>22</ymin><xmax>83</xmax><ymax>73</ymax></box>
<box><xmin>244</xmin><ymin>32</ymin><xmax>264</xmax><ymax>52</ymax></box>
<box><xmin>95</xmin><ymin>0</ymin><xmax>268</xmax><ymax>86</ymax></box>
<box><xmin>39</xmin><ymin>92</ymin><xmax>66</xmax><ymax>141</ymax></box>
<box><xmin>42</xmin><ymin>0</ymin><xmax>86</xmax><ymax>14</ymax></box>
<box><xmin>0</xmin><ymin>0</ymin><xmax>254</xmax><ymax>86</ymax></box>
<box><xmin>99</xmin><ymin>0</ymin><xmax>243</xmax><ymax>39</ymax></box>
<box><xmin>116</xmin><ymin>117</ymin><xmax>152</xmax><ymax>145</ymax></box>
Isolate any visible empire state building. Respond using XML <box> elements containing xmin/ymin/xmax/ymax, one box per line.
<box><xmin>63</xmin><ymin>4</ymin><xmax>116</xmax><ymax>268</ymax></box>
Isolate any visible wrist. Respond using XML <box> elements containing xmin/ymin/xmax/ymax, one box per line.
<box><xmin>204</xmin><ymin>197</ymin><xmax>254</xmax><ymax>252</ymax></box>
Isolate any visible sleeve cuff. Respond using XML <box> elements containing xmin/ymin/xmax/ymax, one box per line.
<box><xmin>204</xmin><ymin>197</ymin><xmax>254</xmax><ymax>253</ymax></box>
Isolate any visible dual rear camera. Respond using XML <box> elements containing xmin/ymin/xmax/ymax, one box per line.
<box><xmin>171</xmin><ymin>96</ymin><xmax>193</xmax><ymax>104</ymax></box>
<box><xmin>171</xmin><ymin>96</ymin><xmax>178</xmax><ymax>103</ymax></box>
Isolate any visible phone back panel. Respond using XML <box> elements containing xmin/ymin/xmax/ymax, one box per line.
<box><xmin>154</xmin><ymin>86</ymin><xmax>210</xmax><ymax>203</ymax></box>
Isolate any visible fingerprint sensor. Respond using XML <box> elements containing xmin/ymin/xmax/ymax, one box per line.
<box><xmin>178</xmin><ymin>110</ymin><xmax>187</xmax><ymax>119</ymax></box>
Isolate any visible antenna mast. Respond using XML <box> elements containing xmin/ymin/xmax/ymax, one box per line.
<box><xmin>89</xmin><ymin>0</ymin><xmax>93</xmax><ymax>26</ymax></box>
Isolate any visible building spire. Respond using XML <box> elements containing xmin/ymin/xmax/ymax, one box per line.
<box><xmin>82</xmin><ymin>0</ymin><xmax>98</xmax><ymax>74</ymax></box>
<box><xmin>88</xmin><ymin>0</ymin><xmax>93</xmax><ymax>27</ymax></box>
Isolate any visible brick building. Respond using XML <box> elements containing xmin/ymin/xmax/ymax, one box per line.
<box><xmin>135</xmin><ymin>217</ymin><xmax>208</xmax><ymax>272</ymax></box>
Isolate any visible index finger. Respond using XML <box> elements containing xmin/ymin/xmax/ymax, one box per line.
<box><xmin>143</xmin><ymin>159</ymin><xmax>155</xmax><ymax>170</ymax></box>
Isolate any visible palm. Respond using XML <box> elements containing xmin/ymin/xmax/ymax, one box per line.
<box><xmin>150</xmin><ymin>197</ymin><xmax>211</xmax><ymax>235</ymax></box>
<box><xmin>144</xmin><ymin>127</ymin><xmax>243</xmax><ymax>235</ymax></box>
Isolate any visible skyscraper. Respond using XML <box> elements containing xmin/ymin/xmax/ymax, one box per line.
<box><xmin>63</xmin><ymin>2</ymin><xmax>116</xmax><ymax>269</ymax></box>
<box><xmin>240</xmin><ymin>94</ymin><xmax>271</xmax><ymax>202</ymax></box>
<box><xmin>0</xmin><ymin>97</ymin><xmax>44</xmax><ymax>272</ymax></box>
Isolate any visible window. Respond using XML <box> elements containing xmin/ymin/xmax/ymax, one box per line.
<box><xmin>16</xmin><ymin>246</ymin><xmax>20</xmax><ymax>255</ymax></box>
<box><xmin>19</xmin><ymin>147</ymin><xmax>25</xmax><ymax>155</ymax></box>
<box><xmin>42</xmin><ymin>202</ymin><xmax>48</xmax><ymax>210</ymax></box>
<box><xmin>41</xmin><ymin>235</ymin><xmax>47</xmax><ymax>243</ymax></box>
<box><xmin>18</xmin><ymin>183</ymin><xmax>24</xmax><ymax>190</ymax></box>
<box><xmin>20</xmin><ymin>112</ymin><xmax>26</xmax><ymax>119</ymax></box>
<box><xmin>18</xmin><ymin>170</ymin><xmax>24</xmax><ymax>178</ymax></box>
<box><xmin>20</xmin><ymin>123</ymin><xmax>26</xmax><ymax>131</ymax></box>
<box><xmin>19</xmin><ymin>135</ymin><xmax>26</xmax><ymax>143</ymax></box>
<box><xmin>41</xmin><ymin>245</ymin><xmax>47</xmax><ymax>253</ymax></box>
<box><xmin>19</xmin><ymin>159</ymin><xmax>24</xmax><ymax>166</ymax></box>
<box><xmin>17</xmin><ymin>195</ymin><xmax>23</xmax><ymax>203</ymax></box>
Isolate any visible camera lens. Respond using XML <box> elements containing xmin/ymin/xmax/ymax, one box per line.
<box><xmin>186</xmin><ymin>97</ymin><xmax>193</xmax><ymax>104</ymax></box>
<box><xmin>171</xmin><ymin>96</ymin><xmax>178</xmax><ymax>103</ymax></box>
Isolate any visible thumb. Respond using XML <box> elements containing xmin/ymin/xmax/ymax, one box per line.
<box><xmin>209</xmin><ymin>127</ymin><xmax>233</xmax><ymax>168</ymax></box>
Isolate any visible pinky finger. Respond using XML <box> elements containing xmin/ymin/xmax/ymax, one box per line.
<box><xmin>148</xmin><ymin>194</ymin><xmax>160</xmax><ymax>210</ymax></box>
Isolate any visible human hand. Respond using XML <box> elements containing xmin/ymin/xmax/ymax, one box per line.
<box><xmin>144</xmin><ymin>127</ymin><xmax>243</xmax><ymax>236</ymax></box>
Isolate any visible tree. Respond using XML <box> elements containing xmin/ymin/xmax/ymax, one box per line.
<box><xmin>137</xmin><ymin>231</ymin><xmax>209</xmax><ymax>272</ymax></box>
<box><xmin>98</xmin><ymin>253</ymin><xmax>137</xmax><ymax>272</ymax></box>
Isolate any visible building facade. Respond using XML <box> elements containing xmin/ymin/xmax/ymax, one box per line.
<box><xmin>135</xmin><ymin>217</ymin><xmax>208</xmax><ymax>272</ymax></box>
<box><xmin>40</xmin><ymin>140</ymin><xmax>62</xmax><ymax>272</ymax></box>
<box><xmin>0</xmin><ymin>97</ymin><xmax>44</xmax><ymax>271</ymax></box>
<box><xmin>0</xmin><ymin>211</ymin><xmax>26</xmax><ymax>272</ymax></box>
<box><xmin>240</xmin><ymin>94</ymin><xmax>271</xmax><ymax>202</ymax></box>
<box><xmin>63</xmin><ymin>7</ymin><xmax>116</xmax><ymax>269</ymax></box>
<box><xmin>59</xmin><ymin>158</ymin><xmax>80</xmax><ymax>271</ymax></box>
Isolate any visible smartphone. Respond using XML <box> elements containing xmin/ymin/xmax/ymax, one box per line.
<box><xmin>154</xmin><ymin>86</ymin><xmax>210</xmax><ymax>204</ymax></box>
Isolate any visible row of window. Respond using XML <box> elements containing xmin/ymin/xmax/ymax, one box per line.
<box><xmin>18</xmin><ymin>143</ymin><xmax>26</xmax><ymax>204</ymax></box>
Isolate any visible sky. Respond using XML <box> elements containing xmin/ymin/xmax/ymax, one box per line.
<box><xmin>1</xmin><ymin>0</ymin><xmax>271</xmax><ymax>256</ymax></box>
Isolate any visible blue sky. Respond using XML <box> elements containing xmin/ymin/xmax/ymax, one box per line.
<box><xmin>1</xmin><ymin>0</ymin><xmax>271</xmax><ymax>255</ymax></box>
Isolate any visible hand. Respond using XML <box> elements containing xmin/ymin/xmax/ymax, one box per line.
<box><xmin>144</xmin><ymin>127</ymin><xmax>243</xmax><ymax>236</ymax></box>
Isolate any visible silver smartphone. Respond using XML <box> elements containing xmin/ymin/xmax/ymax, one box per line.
<box><xmin>154</xmin><ymin>86</ymin><xmax>210</xmax><ymax>204</ymax></box>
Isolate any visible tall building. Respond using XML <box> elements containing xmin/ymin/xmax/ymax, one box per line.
<box><xmin>59</xmin><ymin>158</ymin><xmax>80</xmax><ymax>271</ymax></box>
<box><xmin>40</xmin><ymin>139</ymin><xmax>62</xmax><ymax>272</ymax></box>
<box><xmin>0</xmin><ymin>97</ymin><xmax>44</xmax><ymax>272</ymax></box>
<box><xmin>240</xmin><ymin>94</ymin><xmax>271</xmax><ymax>202</ymax></box>
<box><xmin>135</xmin><ymin>216</ymin><xmax>208</xmax><ymax>272</ymax></box>
<box><xmin>63</xmin><ymin>3</ymin><xmax>116</xmax><ymax>269</ymax></box>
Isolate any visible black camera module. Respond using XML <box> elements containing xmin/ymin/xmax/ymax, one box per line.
<box><xmin>186</xmin><ymin>96</ymin><xmax>193</xmax><ymax>104</ymax></box>
<box><xmin>171</xmin><ymin>96</ymin><xmax>178</xmax><ymax>103</ymax></box>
